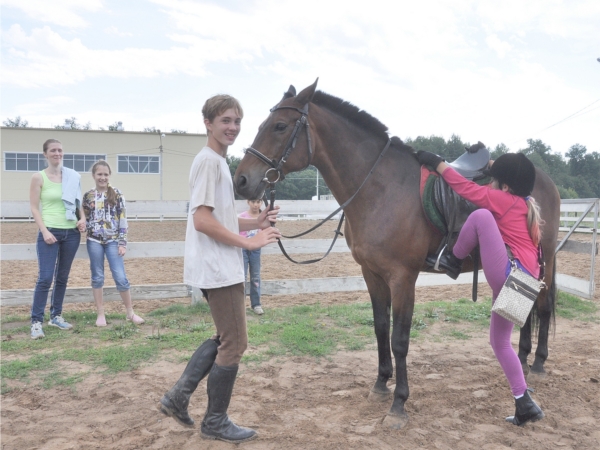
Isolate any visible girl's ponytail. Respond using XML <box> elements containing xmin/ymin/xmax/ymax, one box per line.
<box><xmin>526</xmin><ymin>196</ymin><xmax>545</xmax><ymax>247</ymax></box>
<box><xmin>106</xmin><ymin>184</ymin><xmax>117</xmax><ymax>207</ymax></box>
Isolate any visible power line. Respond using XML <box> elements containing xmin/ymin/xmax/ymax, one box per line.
<box><xmin>510</xmin><ymin>98</ymin><xmax>600</xmax><ymax>145</ymax></box>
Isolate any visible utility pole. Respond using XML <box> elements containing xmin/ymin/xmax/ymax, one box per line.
<box><xmin>158</xmin><ymin>130</ymin><xmax>164</xmax><ymax>201</ymax></box>
<box><xmin>316</xmin><ymin>169</ymin><xmax>319</xmax><ymax>200</ymax></box>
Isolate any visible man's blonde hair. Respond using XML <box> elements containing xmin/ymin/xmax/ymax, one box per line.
<box><xmin>202</xmin><ymin>95</ymin><xmax>244</xmax><ymax>124</ymax></box>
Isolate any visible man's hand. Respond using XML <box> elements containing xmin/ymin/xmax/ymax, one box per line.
<box><xmin>246</xmin><ymin>227</ymin><xmax>281</xmax><ymax>250</ymax></box>
<box><xmin>257</xmin><ymin>205</ymin><xmax>280</xmax><ymax>229</ymax></box>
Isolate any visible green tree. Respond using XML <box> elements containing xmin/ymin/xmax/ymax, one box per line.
<box><xmin>99</xmin><ymin>121</ymin><xmax>124</xmax><ymax>131</ymax></box>
<box><xmin>55</xmin><ymin>117</ymin><xmax>91</xmax><ymax>130</ymax></box>
<box><xmin>405</xmin><ymin>135</ymin><xmax>447</xmax><ymax>156</ymax></box>
<box><xmin>226</xmin><ymin>155</ymin><xmax>241</xmax><ymax>179</ymax></box>
<box><xmin>491</xmin><ymin>143</ymin><xmax>510</xmax><ymax>160</ymax></box>
<box><xmin>556</xmin><ymin>186</ymin><xmax>579</xmax><ymax>199</ymax></box>
<box><xmin>170</xmin><ymin>129</ymin><xmax>187</xmax><ymax>133</ymax></box>
<box><xmin>144</xmin><ymin>126</ymin><xmax>158</xmax><ymax>133</ymax></box>
<box><xmin>3</xmin><ymin>116</ymin><xmax>29</xmax><ymax>127</ymax></box>
<box><xmin>565</xmin><ymin>144</ymin><xmax>600</xmax><ymax>198</ymax></box>
<box><xmin>405</xmin><ymin>134</ymin><xmax>472</xmax><ymax>161</ymax></box>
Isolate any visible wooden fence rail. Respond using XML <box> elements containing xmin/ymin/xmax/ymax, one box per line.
<box><xmin>1</xmin><ymin>199</ymin><xmax>597</xmax><ymax>305</ymax></box>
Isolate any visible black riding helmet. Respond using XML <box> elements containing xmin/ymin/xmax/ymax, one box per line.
<box><xmin>483</xmin><ymin>153</ymin><xmax>536</xmax><ymax>197</ymax></box>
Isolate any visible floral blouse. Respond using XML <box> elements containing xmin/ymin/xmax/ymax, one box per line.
<box><xmin>82</xmin><ymin>188</ymin><xmax>128</xmax><ymax>247</ymax></box>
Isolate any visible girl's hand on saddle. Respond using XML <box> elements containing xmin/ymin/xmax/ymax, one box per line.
<box><xmin>246</xmin><ymin>227</ymin><xmax>281</xmax><ymax>250</ymax></box>
<box><xmin>257</xmin><ymin>205</ymin><xmax>280</xmax><ymax>229</ymax></box>
<box><xmin>416</xmin><ymin>150</ymin><xmax>444</xmax><ymax>170</ymax></box>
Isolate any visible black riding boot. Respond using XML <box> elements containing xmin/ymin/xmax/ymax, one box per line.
<box><xmin>438</xmin><ymin>252</ymin><xmax>463</xmax><ymax>280</ymax></box>
<box><xmin>505</xmin><ymin>391</ymin><xmax>545</xmax><ymax>426</ymax></box>
<box><xmin>158</xmin><ymin>338</ymin><xmax>219</xmax><ymax>427</ymax></box>
<box><xmin>201</xmin><ymin>364</ymin><xmax>257</xmax><ymax>443</ymax></box>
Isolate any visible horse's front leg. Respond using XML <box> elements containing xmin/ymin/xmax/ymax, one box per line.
<box><xmin>382</xmin><ymin>276</ymin><xmax>416</xmax><ymax>430</ymax></box>
<box><xmin>362</xmin><ymin>268</ymin><xmax>393</xmax><ymax>402</ymax></box>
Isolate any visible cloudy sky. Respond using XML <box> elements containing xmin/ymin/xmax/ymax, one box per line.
<box><xmin>2</xmin><ymin>0</ymin><xmax>599</xmax><ymax>158</ymax></box>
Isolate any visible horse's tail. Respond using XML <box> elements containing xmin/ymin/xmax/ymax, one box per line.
<box><xmin>531</xmin><ymin>254</ymin><xmax>557</xmax><ymax>336</ymax></box>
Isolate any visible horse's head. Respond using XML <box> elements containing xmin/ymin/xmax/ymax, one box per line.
<box><xmin>234</xmin><ymin>79</ymin><xmax>319</xmax><ymax>199</ymax></box>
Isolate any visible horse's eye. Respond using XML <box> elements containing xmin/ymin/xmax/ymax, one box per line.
<box><xmin>275</xmin><ymin>122</ymin><xmax>287</xmax><ymax>132</ymax></box>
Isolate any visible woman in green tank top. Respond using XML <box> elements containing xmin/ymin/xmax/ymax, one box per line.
<box><xmin>29</xmin><ymin>139</ymin><xmax>86</xmax><ymax>340</ymax></box>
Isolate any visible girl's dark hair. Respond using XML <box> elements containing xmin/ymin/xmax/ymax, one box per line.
<box><xmin>91</xmin><ymin>160</ymin><xmax>117</xmax><ymax>206</ymax></box>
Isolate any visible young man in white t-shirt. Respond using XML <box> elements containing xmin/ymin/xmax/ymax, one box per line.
<box><xmin>158</xmin><ymin>95</ymin><xmax>280</xmax><ymax>443</ymax></box>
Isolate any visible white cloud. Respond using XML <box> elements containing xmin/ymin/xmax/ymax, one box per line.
<box><xmin>104</xmin><ymin>26</ymin><xmax>133</xmax><ymax>37</ymax></box>
<box><xmin>1</xmin><ymin>0</ymin><xmax>103</xmax><ymax>28</ymax></box>
<box><xmin>2</xmin><ymin>0</ymin><xmax>599</xmax><ymax>155</ymax></box>
<box><xmin>485</xmin><ymin>34</ymin><xmax>511</xmax><ymax>59</ymax></box>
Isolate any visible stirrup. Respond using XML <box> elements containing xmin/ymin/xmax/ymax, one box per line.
<box><xmin>425</xmin><ymin>244</ymin><xmax>447</xmax><ymax>271</ymax></box>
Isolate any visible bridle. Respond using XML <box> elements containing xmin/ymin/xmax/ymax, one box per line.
<box><xmin>244</xmin><ymin>102</ymin><xmax>313</xmax><ymax>186</ymax></box>
<box><xmin>242</xmin><ymin>100</ymin><xmax>392</xmax><ymax>264</ymax></box>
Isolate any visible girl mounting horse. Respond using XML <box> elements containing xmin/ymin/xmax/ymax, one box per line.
<box><xmin>233</xmin><ymin>79</ymin><xmax>560</xmax><ymax>429</ymax></box>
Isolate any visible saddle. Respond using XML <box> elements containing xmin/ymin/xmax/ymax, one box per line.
<box><xmin>419</xmin><ymin>144</ymin><xmax>491</xmax><ymax>299</ymax></box>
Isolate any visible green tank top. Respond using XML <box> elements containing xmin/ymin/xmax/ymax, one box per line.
<box><xmin>40</xmin><ymin>170</ymin><xmax>76</xmax><ymax>229</ymax></box>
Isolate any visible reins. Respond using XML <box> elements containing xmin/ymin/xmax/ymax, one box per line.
<box><xmin>246</xmin><ymin>100</ymin><xmax>393</xmax><ymax>264</ymax></box>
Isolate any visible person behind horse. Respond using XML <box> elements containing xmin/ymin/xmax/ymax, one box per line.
<box><xmin>29</xmin><ymin>138</ymin><xmax>86</xmax><ymax>339</ymax></box>
<box><xmin>82</xmin><ymin>160</ymin><xmax>144</xmax><ymax>327</ymax></box>
<box><xmin>158</xmin><ymin>94</ymin><xmax>281</xmax><ymax>443</ymax></box>
<box><xmin>416</xmin><ymin>149</ymin><xmax>545</xmax><ymax>426</ymax></box>
<box><xmin>238</xmin><ymin>198</ymin><xmax>265</xmax><ymax>315</ymax></box>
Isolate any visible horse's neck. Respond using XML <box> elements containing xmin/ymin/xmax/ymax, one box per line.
<box><xmin>312</xmin><ymin>125</ymin><xmax>387</xmax><ymax>205</ymax></box>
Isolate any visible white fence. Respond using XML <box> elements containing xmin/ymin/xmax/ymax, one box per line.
<box><xmin>0</xmin><ymin>200</ymin><xmax>343</xmax><ymax>221</ymax></box>
<box><xmin>1</xmin><ymin>199</ymin><xmax>597</xmax><ymax>306</ymax></box>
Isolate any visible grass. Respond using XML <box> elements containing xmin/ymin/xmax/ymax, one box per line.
<box><xmin>1</xmin><ymin>292</ymin><xmax>597</xmax><ymax>392</ymax></box>
<box><xmin>556</xmin><ymin>291</ymin><xmax>598</xmax><ymax>321</ymax></box>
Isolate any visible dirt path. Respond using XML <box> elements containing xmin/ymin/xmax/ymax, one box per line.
<box><xmin>1</xmin><ymin>316</ymin><xmax>599</xmax><ymax>450</ymax></box>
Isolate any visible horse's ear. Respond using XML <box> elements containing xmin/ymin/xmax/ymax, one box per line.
<box><xmin>295</xmin><ymin>78</ymin><xmax>319</xmax><ymax>105</ymax></box>
<box><xmin>280</xmin><ymin>85</ymin><xmax>296</xmax><ymax>103</ymax></box>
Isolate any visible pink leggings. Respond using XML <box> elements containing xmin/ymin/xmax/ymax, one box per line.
<box><xmin>453</xmin><ymin>209</ymin><xmax>527</xmax><ymax>396</ymax></box>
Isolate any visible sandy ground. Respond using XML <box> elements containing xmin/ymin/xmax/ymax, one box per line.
<box><xmin>1</xmin><ymin>221</ymin><xmax>599</xmax><ymax>449</ymax></box>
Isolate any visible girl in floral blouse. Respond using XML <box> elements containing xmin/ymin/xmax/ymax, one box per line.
<box><xmin>83</xmin><ymin>160</ymin><xmax>144</xmax><ymax>326</ymax></box>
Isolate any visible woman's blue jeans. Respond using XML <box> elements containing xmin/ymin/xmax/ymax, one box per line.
<box><xmin>31</xmin><ymin>228</ymin><xmax>81</xmax><ymax>324</ymax></box>
<box><xmin>86</xmin><ymin>240</ymin><xmax>130</xmax><ymax>291</ymax></box>
<box><xmin>242</xmin><ymin>248</ymin><xmax>261</xmax><ymax>308</ymax></box>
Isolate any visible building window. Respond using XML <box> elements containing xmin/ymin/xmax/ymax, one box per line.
<box><xmin>63</xmin><ymin>154</ymin><xmax>106</xmax><ymax>172</ymax></box>
<box><xmin>4</xmin><ymin>153</ymin><xmax>47</xmax><ymax>171</ymax></box>
<box><xmin>118</xmin><ymin>155</ymin><xmax>160</xmax><ymax>173</ymax></box>
<box><xmin>3</xmin><ymin>152</ymin><xmax>106</xmax><ymax>172</ymax></box>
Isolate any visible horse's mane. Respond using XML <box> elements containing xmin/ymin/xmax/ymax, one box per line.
<box><xmin>312</xmin><ymin>91</ymin><xmax>389</xmax><ymax>138</ymax></box>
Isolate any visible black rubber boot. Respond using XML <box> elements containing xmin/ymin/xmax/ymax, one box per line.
<box><xmin>438</xmin><ymin>252</ymin><xmax>463</xmax><ymax>280</ymax></box>
<box><xmin>158</xmin><ymin>338</ymin><xmax>219</xmax><ymax>427</ymax></box>
<box><xmin>505</xmin><ymin>390</ymin><xmax>545</xmax><ymax>426</ymax></box>
<box><xmin>201</xmin><ymin>364</ymin><xmax>257</xmax><ymax>443</ymax></box>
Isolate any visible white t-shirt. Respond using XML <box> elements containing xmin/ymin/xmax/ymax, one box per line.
<box><xmin>183</xmin><ymin>147</ymin><xmax>244</xmax><ymax>289</ymax></box>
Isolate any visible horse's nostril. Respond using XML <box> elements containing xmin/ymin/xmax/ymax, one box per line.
<box><xmin>238</xmin><ymin>175</ymin><xmax>247</xmax><ymax>188</ymax></box>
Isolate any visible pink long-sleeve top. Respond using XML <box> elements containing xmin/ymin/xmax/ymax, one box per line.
<box><xmin>441</xmin><ymin>167</ymin><xmax>539</xmax><ymax>278</ymax></box>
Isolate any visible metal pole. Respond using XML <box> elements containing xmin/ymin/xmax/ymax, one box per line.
<box><xmin>316</xmin><ymin>169</ymin><xmax>319</xmax><ymax>200</ymax></box>
<box><xmin>158</xmin><ymin>130</ymin><xmax>163</xmax><ymax>201</ymax></box>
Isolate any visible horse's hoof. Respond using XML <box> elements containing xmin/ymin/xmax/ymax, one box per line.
<box><xmin>527</xmin><ymin>370</ymin><xmax>547</xmax><ymax>383</ymax></box>
<box><xmin>382</xmin><ymin>412</ymin><xmax>409</xmax><ymax>429</ymax></box>
<box><xmin>521</xmin><ymin>363</ymin><xmax>530</xmax><ymax>377</ymax></box>
<box><xmin>368</xmin><ymin>388</ymin><xmax>392</xmax><ymax>403</ymax></box>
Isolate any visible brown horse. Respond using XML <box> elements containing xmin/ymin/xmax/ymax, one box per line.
<box><xmin>233</xmin><ymin>79</ymin><xmax>560</xmax><ymax>429</ymax></box>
